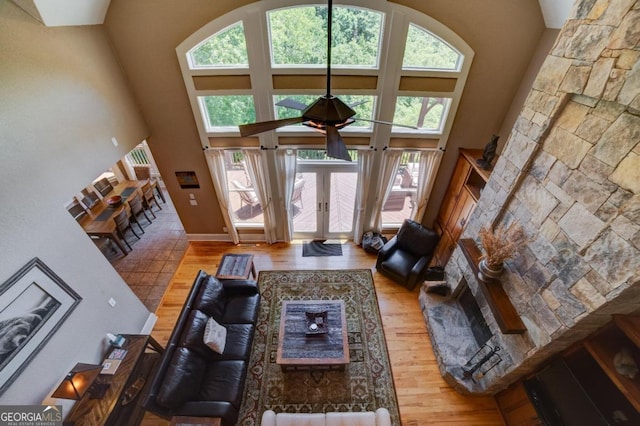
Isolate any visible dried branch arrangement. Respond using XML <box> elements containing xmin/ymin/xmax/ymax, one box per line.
<box><xmin>478</xmin><ymin>221</ymin><xmax>529</xmax><ymax>269</ymax></box>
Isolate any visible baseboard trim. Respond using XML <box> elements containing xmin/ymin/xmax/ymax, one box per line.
<box><xmin>186</xmin><ymin>233</ymin><xmax>233</xmax><ymax>241</ymax></box>
<box><xmin>140</xmin><ymin>313</ymin><xmax>157</xmax><ymax>334</ymax></box>
<box><xmin>186</xmin><ymin>233</ymin><xmax>268</xmax><ymax>243</ymax></box>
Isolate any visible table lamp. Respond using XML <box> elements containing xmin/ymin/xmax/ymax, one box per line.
<box><xmin>52</xmin><ymin>363</ymin><xmax>106</xmax><ymax>400</ymax></box>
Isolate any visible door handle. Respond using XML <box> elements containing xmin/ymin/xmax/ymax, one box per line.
<box><xmin>325</xmin><ymin>202</ymin><xmax>328</xmax><ymax>212</ymax></box>
<box><xmin>318</xmin><ymin>202</ymin><xmax>322</xmax><ymax>212</ymax></box>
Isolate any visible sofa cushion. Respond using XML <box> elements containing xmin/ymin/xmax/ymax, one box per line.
<box><xmin>326</xmin><ymin>411</ymin><xmax>376</xmax><ymax>426</ymax></box>
<box><xmin>204</xmin><ymin>317</ymin><xmax>227</xmax><ymax>354</ymax></box>
<box><xmin>221</xmin><ymin>293</ymin><xmax>260</xmax><ymax>324</ymax></box>
<box><xmin>381</xmin><ymin>250</ymin><xmax>420</xmax><ymax>277</ymax></box>
<box><xmin>178</xmin><ymin>309</ymin><xmax>210</xmax><ymax>357</ymax></box>
<box><xmin>395</xmin><ymin>219</ymin><xmax>439</xmax><ymax>257</ymax></box>
<box><xmin>194</xmin><ymin>276</ymin><xmax>226</xmax><ymax>319</ymax></box>
<box><xmin>270</xmin><ymin>412</ymin><xmax>325</xmax><ymax>426</ymax></box>
<box><xmin>156</xmin><ymin>347</ymin><xmax>206</xmax><ymax>409</ymax></box>
<box><xmin>197</xmin><ymin>360</ymin><xmax>247</xmax><ymax>409</ymax></box>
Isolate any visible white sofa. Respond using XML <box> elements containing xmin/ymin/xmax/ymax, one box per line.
<box><xmin>260</xmin><ymin>408</ymin><xmax>392</xmax><ymax>426</ymax></box>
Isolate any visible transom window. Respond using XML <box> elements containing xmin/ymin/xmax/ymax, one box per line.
<box><xmin>402</xmin><ymin>24</ymin><xmax>461</xmax><ymax>71</ymax></box>
<box><xmin>188</xmin><ymin>22</ymin><xmax>249</xmax><ymax>68</ymax></box>
<box><xmin>268</xmin><ymin>6</ymin><xmax>383</xmax><ymax>68</ymax></box>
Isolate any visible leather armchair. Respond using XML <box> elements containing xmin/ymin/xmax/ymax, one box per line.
<box><xmin>376</xmin><ymin>219</ymin><xmax>439</xmax><ymax>290</ymax></box>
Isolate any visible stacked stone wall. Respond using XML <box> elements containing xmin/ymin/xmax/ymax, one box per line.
<box><xmin>436</xmin><ymin>0</ymin><xmax>640</xmax><ymax>393</ymax></box>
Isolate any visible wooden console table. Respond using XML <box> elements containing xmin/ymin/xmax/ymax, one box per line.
<box><xmin>64</xmin><ymin>334</ymin><xmax>163</xmax><ymax>426</ymax></box>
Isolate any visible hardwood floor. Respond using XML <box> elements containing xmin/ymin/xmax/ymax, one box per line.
<box><xmin>142</xmin><ymin>241</ymin><xmax>504</xmax><ymax>426</ymax></box>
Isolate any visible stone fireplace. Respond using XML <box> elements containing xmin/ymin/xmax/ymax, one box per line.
<box><xmin>421</xmin><ymin>0</ymin><xmax>640</xmax><ymax>394</ymax></box>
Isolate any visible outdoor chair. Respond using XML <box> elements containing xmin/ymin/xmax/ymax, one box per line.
<box><xmin>292</xmin><ymin>178</ymin><xmax>305</xmax><ymax>209</ymax></box>
<box><xmin>232</xmin><ymin>179</ymin><xmax>261</xmax><ymax>216</ymax></box>
<box><xmin>376</xmin><ymin>219</ymin><xmax>439</xmax><ymax>290</ymax></box>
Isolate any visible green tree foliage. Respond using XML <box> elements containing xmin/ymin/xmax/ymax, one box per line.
<box><xmin>269</xmin><ymin>6</ymin><xmax>381</xmax><ymax>67</ymax></box>
<box><xmin>202</xmin><ymin>96</ymin><xmax>256</xmax><ymax>127</ymax></box>
<box><xmin>393</xmin><ymin>97</ymin><xmax>448</xmax><ymax>130</ymax></box>
<box><xmin>191</xmin><ymin>22</ymin><xmax>248</xmax><ymax>67</ymax></box>
<box><xmin>402</xmin><ymin>24</ymin><xmax>460</xmax><ymax>70</ymax></box>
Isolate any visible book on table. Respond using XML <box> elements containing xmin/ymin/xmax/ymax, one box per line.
<box><xmin>101</xmin><ymin>359</ymin><xmax>122</xmax><ymax>375</ymax></box>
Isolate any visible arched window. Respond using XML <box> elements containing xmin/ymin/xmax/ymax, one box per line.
<box><xmin>188</xmin><ymin>22</ymin><xmax>249</xmax><ymax>68</ymax></box>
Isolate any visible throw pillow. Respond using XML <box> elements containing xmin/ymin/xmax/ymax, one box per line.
<box><xmin>203</xmin><ymin>317</ymin><xmax>227</xmax><ymax>354</ymax></box>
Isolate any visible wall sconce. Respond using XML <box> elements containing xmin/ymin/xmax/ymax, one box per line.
<box><xmin>51</xmin><ymin>363</ymin><xmax>106</xmax><ymax>400</ymax></box>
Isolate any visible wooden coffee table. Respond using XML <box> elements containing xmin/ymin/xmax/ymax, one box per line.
<box><xmin>276</xmin><ymin>300</ymin><xmax>349</xmax><ymax>371</ymax></box>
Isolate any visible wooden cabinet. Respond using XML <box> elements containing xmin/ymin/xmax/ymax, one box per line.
<box><xmin>496</xmin><ymin>315</ymin><xmax>640</xmax><ymax>425</ymax></box>
<box><xmin>432</xmin><ymin>149</ymin><xmax>491</xmax><ymax>267</ymax></box>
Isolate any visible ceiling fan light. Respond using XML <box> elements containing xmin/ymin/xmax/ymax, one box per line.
<box><xmin>303</xmin><ymin>96</ymin><xmax>356</xmax><ymax>123</ymax></box>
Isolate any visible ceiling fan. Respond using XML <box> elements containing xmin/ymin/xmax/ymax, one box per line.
<box><xmin>238</xmin><ymin>0</ymin><xmax>412</xmax><ymax>161</ymax></box>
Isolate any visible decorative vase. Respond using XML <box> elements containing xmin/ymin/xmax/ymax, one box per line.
<box><xmin>477</xmin><ymin>259</ymin><xmax>503</xmax><ymax>282</ymax></box>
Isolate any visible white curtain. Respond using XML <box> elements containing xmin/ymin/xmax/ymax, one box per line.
<box><xmin>352</xmin><ymin>149</ymin><xmax>375</xmax><ymax>245</ymax></box>
<box><xmin>370</xmin><ymin>150</ymin><xmax>403</xmax><ymax>233</ymax></box>
<box><xmin>412</xmin><ymin>150</ymin><xmax>443</xmax><ymax>222</ymax></box>
<box><xmin>243</xmin><ymin>149</ymin><xmax>277</xmax><ymax>243</ymax></box>
<box><xmin>204</xmin><ymin>149</ymin><xmax>239</xmax><ymax>244</ymax></box>
<box><xmin>275</xmin><ymin>149</ymin><xmax>297</xmax><ymax>242</ymax></box>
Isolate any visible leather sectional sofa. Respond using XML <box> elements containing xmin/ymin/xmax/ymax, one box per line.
<box><xmin>143</xmin><ymin>270</ymin><xmax>260</xmax><ymax>426</ymax></box>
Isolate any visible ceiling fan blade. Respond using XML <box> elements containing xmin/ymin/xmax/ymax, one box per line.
<box><xmin>276</xmin><ymin>98</ymin><xmax>308</xmax><ymax>111</ymax></box>
<box><xmin>238</xmin><ymin>116</ymin><xmax>305</xmax><ymax>137</ymax></box>
<box><xmin>349</xmin><ymin>100</ymin><xmax>368</xmax><ymax>108</ymax></box>
<box><xmin>326</xmin><ymin>125</ymin><xmax>352</xmax><ymax>162</ymax></box>
<box><xmin>354</xmin><ymin>118</ymin><xmax>419</xmax><ymax>130</ymax></box>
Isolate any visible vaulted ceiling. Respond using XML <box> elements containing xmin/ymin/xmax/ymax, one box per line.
<box><xmin>12</xmin><ymin>0</ymin><xmax>574</xmax><ymax>29</ymax></box>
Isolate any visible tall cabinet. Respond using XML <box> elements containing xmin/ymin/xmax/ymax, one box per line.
<box><xmin>432</xmin><ymin>149</ymin><xmax>491</xmax><ymax>267</ymax></box>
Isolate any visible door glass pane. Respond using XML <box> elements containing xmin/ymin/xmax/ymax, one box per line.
<box><xmin>328</xmin><ymin>172</ymin><xmax>357</xmax><ymax>233</ymax></box>
<box><xmin>225</xmin><ymin>151</ymin><xmax>264</xmax><ymax>225</ymax></box>
<box><xmin>293</xmin><ymin>172</ymin><xmax>317</xmax><ymax>233</ymax></box>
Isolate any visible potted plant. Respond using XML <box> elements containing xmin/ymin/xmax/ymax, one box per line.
<box><xmin>477</xmin><ymin>221</ymin><xmax>529</xmax><ymax>281</ymax></box>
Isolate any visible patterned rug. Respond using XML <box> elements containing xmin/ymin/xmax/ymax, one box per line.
<box><xmin>237</xmin><ymin>269</ymin><xmax>399</xmax><ymax>425</ymax></box>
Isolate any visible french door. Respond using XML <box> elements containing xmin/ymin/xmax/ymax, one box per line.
<box><xmin>293</xmin><ymin>163</ymin><xmax>357</xmax><ymax>240</ymax></box>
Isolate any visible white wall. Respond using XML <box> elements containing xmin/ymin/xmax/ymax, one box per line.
<box><xmin>0</xmin><ymin>0</ymin><xmax>151</xmax><ymax>406</ymax></box>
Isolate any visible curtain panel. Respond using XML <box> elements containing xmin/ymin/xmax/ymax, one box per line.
<box><xmin>204</xmin><ymin>149</ymin><xmax>240</xmax><ymax>244</ymax></box>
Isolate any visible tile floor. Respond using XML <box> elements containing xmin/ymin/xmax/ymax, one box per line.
<box><xmin>101</xmin><ymin>188</ymin><xmax>188</xmax><ymax>312</ymax></box>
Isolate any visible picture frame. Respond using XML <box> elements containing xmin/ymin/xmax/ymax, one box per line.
<box><xmin>0</xmin><ymin>258</ymin><xmax>82</xmax><ymax>396</ymax></box>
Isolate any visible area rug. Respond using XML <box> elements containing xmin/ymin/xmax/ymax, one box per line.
<box><xmin>302</xmin><ymin>241</ymin><xmax>343</xmax><ymax>257</ymax></box>
<box><xmin>237</xmin><ymin>269</ymin><xmax>399</xmax><ymax>425</ymax></box>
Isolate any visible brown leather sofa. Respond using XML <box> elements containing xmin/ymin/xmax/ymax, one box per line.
<box><xmin>143</xmin><ymin>270</ymin><xmax>260</xmax><ymax>426</ymax></box>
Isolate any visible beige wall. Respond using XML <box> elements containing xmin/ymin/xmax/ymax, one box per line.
<box><xmin>0</xmin><ymin>0</ymin><xmax>150</xmax><ymax>405</ymax></box>
<box><xmin>104</xmin><ymin>0</ymin><xmax>546</xmax><ymax>234</ymax></box>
